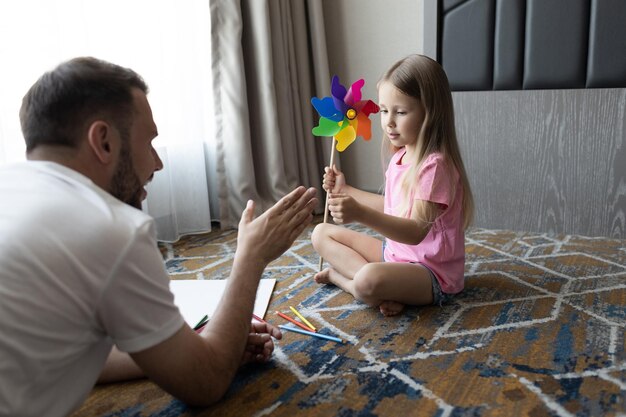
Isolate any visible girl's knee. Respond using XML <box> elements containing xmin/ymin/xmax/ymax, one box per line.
<box><xmin>311</xmin><ymin>223</ymin><xmax>341</xmax><ymax>250</ymax></box>
<box><xmin>311</xmin><ymin>223</ymin><xmax>330</xmax><ymax>249</ymax></box>
<box><xmin>353</xmin><ymin>264</ymin><xmax>385</xmax><ymax>302</ymax></box>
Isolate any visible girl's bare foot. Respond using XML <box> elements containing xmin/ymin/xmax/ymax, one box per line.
<box><xmin>313</xmin><ymin>268</ymin><xmax>357</xmax><ymax>298</ymax></box>
<box><xmin>314</xmin><ymin>268</ymin><xmax>332</xmax><ymax>284</ymax></box>
<box><xmin>379</xmin><ymin>300</ymin><xmax>405</xmax><ymax>316</ymax></box>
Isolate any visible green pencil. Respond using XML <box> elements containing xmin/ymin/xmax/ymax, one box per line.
<box><xmin>193</xmin><ymin>314</ymin><xmax>209</xmax><ymax>330</ymax></box>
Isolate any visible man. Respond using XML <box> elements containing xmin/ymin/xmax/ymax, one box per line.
<box><xmin>0</xmin><ymin>57</ymin><xmax>317</xmax><ymax>416</ymax></box>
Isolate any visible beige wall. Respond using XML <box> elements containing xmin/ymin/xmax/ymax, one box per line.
<box><xmin>322</xmin><ymin>0</ymin><xmax>425</xmax><ymax>192</ymax></box>
<box><xmin>321</xmin><ymin>2</ymin><xmax>626</xmax><ymax>237</ymax></box>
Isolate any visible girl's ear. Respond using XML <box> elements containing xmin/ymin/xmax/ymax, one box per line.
<box><xmin>86</xmin><ymin>120</ymin><xmax>116</xmax><ymax>164</ymax></box>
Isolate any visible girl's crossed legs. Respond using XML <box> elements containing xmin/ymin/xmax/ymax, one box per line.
<box><xmin>311</xmin><ymin>223</ymin><xmax>433</xmax><ymax>316</ymax></box>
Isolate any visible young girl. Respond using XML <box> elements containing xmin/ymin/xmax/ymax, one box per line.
<box><xmin>312</xmin><ymin>54</ymin><xmax>474</xmax><ymax>316</ymax></box>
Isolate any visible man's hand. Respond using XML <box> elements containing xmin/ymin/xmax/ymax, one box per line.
<box><xmin>236</xmin><ymin>186</ymin><xmax>317</xmax><ymax>265</ymax></box>
<box><xmin>240</xmin><ymin>322</ymin><xmax>282</xmax><ymax>365</ymax></box>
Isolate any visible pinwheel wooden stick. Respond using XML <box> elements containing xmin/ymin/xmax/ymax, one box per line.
<box><xmin>311</xmin><ymin>76</ymin><xmax>380</xmax><ymax>271</ymax></box>
<box><xmin>318</xmin><ymin>137</ymin><xmax>337</xmax><ymax>271</ymax></box>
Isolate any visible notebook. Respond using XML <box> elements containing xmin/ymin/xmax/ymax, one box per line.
<box><xmin>170</xmin><ymin>279</ymin><xmax>276</xmax><ymax>326</ymax></box>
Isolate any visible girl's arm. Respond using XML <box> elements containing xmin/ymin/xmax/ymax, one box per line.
<box><xmin>328</xmin><ymin>195</ymin><xmax>441</xmax><ymax>245</ymax></box>
<box><xmin>342</xmin><ymin>185</ymin><xmax>384</xmax><ymax>212</ymax></box>
<box><xmin>323</xmin><ymin>165</ymin><xmax>384</xmax><ymax>212</ymax></box>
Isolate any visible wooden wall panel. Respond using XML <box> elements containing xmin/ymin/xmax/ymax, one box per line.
<box><xmin>454</xmin><ymin>88</ymin><xmax>626</xmax><ymax>238</ymax></box>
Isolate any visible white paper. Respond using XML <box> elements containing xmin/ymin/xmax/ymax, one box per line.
<box><xmin>170</xmin><ymin>279</ymin><xmax>276</xmax><ymax>326</ymax></box>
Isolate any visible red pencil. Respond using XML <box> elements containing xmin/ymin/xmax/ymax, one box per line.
<box><xmin>275</xmin><ymin>311</ymin><xmax>315</xmax><ymax>332</ymax></box>
<box><xmin>252</xmin><ymin>313</ymin><xmax>268</xmax><ymax>324</ymax></box>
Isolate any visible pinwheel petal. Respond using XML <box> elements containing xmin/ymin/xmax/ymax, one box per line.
<box><xmin>344</xmin><ymin>79</ymin><xmax>364</xmax><ymax>107</ymax></box>
<box><xmin>353</xmin><ymin>99</ymin><xmax>380</xmax><ymax>117</ymax></box>
<box><xmin>312</xmin><ymin>117</ymin><xmax>343</xmax><ymax>137</ymax></box>
<box><xmin>331</xmin><ymin>76</ymin><xmax>348</xmax><ymax>115</ymax></box>
<box><xmin>355</xmin><ymin>113</ymin><xmax>372</xmax><ymax>140</ymax></box>
<box><xmin>311</xmin><ymin>76</ymin><xmax>378</xmax><ymax>150</ymax></box>
<box><xmin>311</xmin><ymin>97</ymin><xmax>343</xmax><ymax>122</ymax></box>
<box><xmin>347</xmin><ymin>117</ymin><xmax>358</xmax><ymax>133</ymax></box>
<box><xmin>335</xmin><ymin>125</ymin><xmax>356</xmax><ymax>152</ymax></box>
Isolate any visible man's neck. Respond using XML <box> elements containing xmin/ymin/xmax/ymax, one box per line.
<box><xmin>27</xmin><ymin>145</ymin><xmax>111</xmax><ymax>192</ymax></box>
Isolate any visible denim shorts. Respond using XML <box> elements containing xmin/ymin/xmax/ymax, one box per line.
<box><xmin>382</xmin><ymin>242</ymin><xmax>453</xmax><ymax>306</ymax></box>
<box><xmin>423</xmin><ymin>264</ymin><xmax>454</xmax><ymax>306</ymax></box>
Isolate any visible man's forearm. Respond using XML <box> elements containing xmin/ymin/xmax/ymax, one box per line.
<box><xmin>127</xmin><ymin>187</ymin><xmax>316</xmax><ymax>406</ymax></box>
<box><xmin>197</xmin><ymin>254</ymin><xmax>266</xmax><ymax>377</ymax></box>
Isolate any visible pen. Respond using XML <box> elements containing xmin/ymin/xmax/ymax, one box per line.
<box><xmin>278</xmin><ymin>325</ymin><xmax>344</xmax><ymax>344</ymax></box>
<box><xmin>276</xmin><ymin>311</ymin><xmax>316</xmax><ymax>332</ymax></box>
<box><xmin>289</xmin><ymin>306</ymin><xmax>316</xmax><ymax>331</ymax></box>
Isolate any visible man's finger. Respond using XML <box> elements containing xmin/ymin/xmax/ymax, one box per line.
<box><xmin>285</xmin><ymin>198</ymin><xmax>316</xmax><ymax>229</ymax></box>
<box><xmin>240</xmin><ymin>200</ymin><xmax>255</xmax><ymax>224</ymax></box>
<box><xmin>247</xmin><ymin>333</ymin><xmax>271</xmax><ymax>346</ymax></box>
<box><xmin>281</xmin><ymin>188</ymin><xmax>316</xmax><ymax>221</ymax></box>
<box><xmin>266</xmin><ymin>186</ymin><xmax>306</xmax><ymax>217</ymax></box>
<box><xmin>293</xmin><ymin>188</ymin><xmax>317</xmax><ymax>212</ymax></box>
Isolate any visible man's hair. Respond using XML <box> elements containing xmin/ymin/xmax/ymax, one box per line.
<box><xmin>20</xmin><ymin>57</ymin><xmax>148</xmax><ymax>152</ymax></box>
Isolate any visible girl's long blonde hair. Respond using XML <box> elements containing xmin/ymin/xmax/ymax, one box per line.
<box><xmin>379</xmin><ymin>54</ymin><xmax>474</xmax><ymax>229</ymax></box>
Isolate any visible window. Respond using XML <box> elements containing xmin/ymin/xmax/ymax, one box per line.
<box><xmin>0</xmin><ymin>0</ymin><xmax>213</xmax><ymax>164</ymax></box>
<box><xmin>0</xmin><ymin>0</ymin><xmax>215</xmax><ymax>240</ymax></box>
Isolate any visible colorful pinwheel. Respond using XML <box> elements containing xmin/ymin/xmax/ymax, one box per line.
<box><xmin>311</xmin><ymin>76</ymin><xmax>380</xmax><ymax>152</ymax></box>
<box><xmin>311</xmin><ymin>76</ymin><xmax>379</xmax><ymax>270</ymax></box>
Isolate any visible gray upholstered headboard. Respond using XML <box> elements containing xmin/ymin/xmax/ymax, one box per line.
<box><xmin>439</xmin><ymin>0</ymin><xmax>626</xmax><ymax>91</ymax></box>
<box><xmin>433</xmin><ymin>0</ymin><xmax>626</xmax><ymax>238</ymax></box>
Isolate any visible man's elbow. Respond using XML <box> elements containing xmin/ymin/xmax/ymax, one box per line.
<box><xmin>174</xmin><ymin>379</ymin><xmax>230</xmax><ymax>407</ymax></box>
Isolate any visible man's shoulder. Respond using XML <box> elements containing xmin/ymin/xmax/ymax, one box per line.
<box><xmin>3</xmin><ymin>160</ymin><xmax>155</xmax><ymax>242</ymax></box>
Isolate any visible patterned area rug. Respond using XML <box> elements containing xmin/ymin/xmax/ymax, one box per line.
<box><xmin>73</xmin><ymin>222</ymin><xmax>625</xmax><ymax>417</ymax></box>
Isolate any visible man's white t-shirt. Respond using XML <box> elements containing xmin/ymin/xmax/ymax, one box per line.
<box><xmin>0</xmin><ymin>161</ymin><xmax>185</xmax><ymax>417</ymax></box>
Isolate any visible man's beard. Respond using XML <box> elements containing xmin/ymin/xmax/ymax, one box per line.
<box><xmin>110</xmin><ymin>147</ymin><xmax>144</xmax><ymax>209</ymax></box>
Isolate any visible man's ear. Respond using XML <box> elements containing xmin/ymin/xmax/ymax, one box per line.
<box><xmin>86</xmin><ymin>120</ymin><xmax>117</xmax><ymax>164</ymax></box>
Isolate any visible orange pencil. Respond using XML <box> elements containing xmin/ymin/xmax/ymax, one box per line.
<box><xmin>275</xmin><ymin>311</ymin><xmax>315</xmax><ymax>332</ymax></box>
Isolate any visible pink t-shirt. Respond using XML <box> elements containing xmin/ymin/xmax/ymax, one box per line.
<box><xmin>383</xmin><ymin>150</ymin><xmax>465</xmax><ymax>294</ymax></box>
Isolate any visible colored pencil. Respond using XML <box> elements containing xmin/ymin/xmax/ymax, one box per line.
<box><xmin>278</xmin><ymin>325</ymin><xmax>344</xmax><ymax>344</ymax></box>
<box><xmin>252</xmin><ymin>313</ymin><xmax>268</xmax><ymax>324</ymax></box>
<box><xmin>194</xmin><ymin>322</ymin><xmax>207</xmax><ymax>334</ymax></box>
<box><xmin>193</xmin><ymin>314</ymin><xmax>209</xmax><ymax>330</ymax></box>
<box><xmin>275</xmin><ymin>311</ymin><xmax>315</xmax><ymax>332</ymax></box>
<box><xmin>289</xmin><ymin>306</ymin><xmax>316</xmax><ymax>331</ymax></box>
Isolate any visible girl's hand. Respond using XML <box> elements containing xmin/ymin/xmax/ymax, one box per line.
<box><xmin>240</xmin><ymin>322</ymin><xmax>282</xmax><ymax>365</ymax></box>
<box><xmin>322</xmin><ymin>164</ymin><xmax>346</xmax><ymax>194</ymax></box>
<box><xmin>328</xmin><ymin>193</ymin><xmax>361</xmax><ymax>224</ymax></box>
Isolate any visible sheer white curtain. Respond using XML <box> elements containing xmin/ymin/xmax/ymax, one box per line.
<box><xmin>0</xmin><ymin>0</ymin><xmax>213</xmax><ymax>241</ymax></box>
